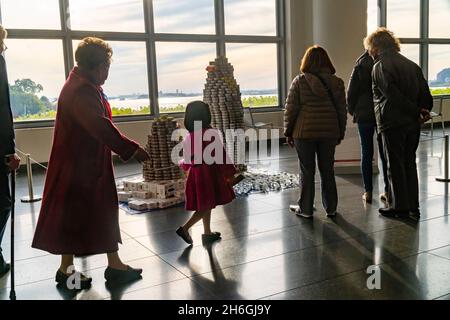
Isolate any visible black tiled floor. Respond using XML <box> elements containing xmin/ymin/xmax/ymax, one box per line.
<box><xmin>1</xmin><ymin>138</ymin><xmax>450</xmax><ymax>300</ymax></box>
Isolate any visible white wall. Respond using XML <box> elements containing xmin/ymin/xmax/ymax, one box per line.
<box><xmin>15</xmin><ymin>112</ymin><xmax>285</xmax><ymax>163</ymax></box>
<box><xmin>286</xmin><ymin>0</ymin><xmax>368</xmax><ymax>172</ymax></box>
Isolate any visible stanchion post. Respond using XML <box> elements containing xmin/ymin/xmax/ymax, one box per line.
<box><xmin>20</xmin><ymin>154</ymin><xmax>42</xmax><ymax>203</ymax></box>
<box><xmin>436</xmin><ymin>135</ymin><xmax>450</xmax><ymax>182</ymax></box>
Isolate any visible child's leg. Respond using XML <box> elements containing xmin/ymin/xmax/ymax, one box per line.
<box><xmin>183</xmin><ymin>211</ymin><xmax>205</xmax><ymax>231</ymax></box>
<box><xmin>202</xmin><ymin>210</ymin><xmax>212</xmax><ymax>235</ymax></box>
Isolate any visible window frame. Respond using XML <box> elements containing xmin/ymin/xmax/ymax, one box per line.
<box><xmin>378</xmin><ymin>0</ymin><xmax>450</xmax><ymax>82</ymax></box>
<box><xmin>0</xmin><ymin>0</ymin><xmax>286</xmax><ymax>128</ymax></box>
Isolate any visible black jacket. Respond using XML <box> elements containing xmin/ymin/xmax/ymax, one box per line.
<box><xmin>347</xmin><ymin>51</ymin><xmax>376</xmax><ymax>125</ymax></box>
<box><xmin>0</xmin><ymin>54</ymin><xmax>15</xmax><ymax>159</ymax></box>
<box><xmin>372</xmin><ymin>50</ymin><xmax>433</xmax><ymax>132</ymax></box>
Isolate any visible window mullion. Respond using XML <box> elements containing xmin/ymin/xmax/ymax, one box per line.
<box><xmin>60</xmin><ymin>0</ymin><xmax>74</xmax><ymax>78</ymax></box>
<box><xmin>420</xmin><ymin>0</ymin><xmax>429</xmax><ymax>79</ymax></box>
<box><xmin>378</xmin><ymin>0</ymin><xmax>387</xmax><ymax>27</ymax></box>
<box><xmin>215</xmin><ymin>0</ymin><xmax>226</xmax><ymax>57</ymax></box>
<box><xmin>144</xmin><ymin>0</ymin><xmax>159</xmax><ymax>118</ymax></box>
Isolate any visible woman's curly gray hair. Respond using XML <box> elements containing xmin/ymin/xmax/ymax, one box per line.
<box><xmin>0</xmin><ymin>25</ymin><xmax>7</xmax><ymax>41</ymax></box>
<box><xmin>364</xmin><ymin>27</ymin><xmax>401</xmax><ymax>53</ymax></box>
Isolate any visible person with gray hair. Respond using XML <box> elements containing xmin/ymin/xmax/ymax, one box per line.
<box><xmin>365</xmin><ymin>28</ymin><xmax>433</xmax><ymax>221</ymax></box>
<box><xmin>0</xmin><ymin>24</ymin><xmax>21</xmax><ymax>278</ymax></box>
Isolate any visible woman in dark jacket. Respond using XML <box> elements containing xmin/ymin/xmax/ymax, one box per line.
<box><xmin>284</xmin><ymin>45</ymin><xmax>347</xmax><ymax>219</ymax></box>
<box><xmin>347</xmin><ymin>50</ymin><xmax>389</xmax><ymax>203</ymax></box>
<box><xmin>0</xmin><ymin>24</ymin><xmax>21</xmax><ymax>278</ymax></box>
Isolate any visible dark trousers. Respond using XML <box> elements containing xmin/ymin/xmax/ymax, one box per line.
<box><xmin>294</xmin><ymin>139</ymin><xmax>338</xmax><ymax>215</ymax></box>
<box><xmin>382</xmin><ymin>123</ymin><xmax>421</xmax><ymax>212</ymax></box>
<box><xmin>0</xmin><ymin>165</ymin><xmax>11</xmax><ymax>254</ymax></box>
<box><xmin>357</xmin><ymin>123</ymin><xmax>389</xmax><ymax>193</ymax></box>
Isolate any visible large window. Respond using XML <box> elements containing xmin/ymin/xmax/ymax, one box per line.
<box><xmin>376</xmin><ymin>0</ymin><xmax>450</xmax><ymax>95</ymax></box>
<box><xmin>401</xmin><ymin>44</ymin><xmax>420</xmax><ymax>65</ymax></box>
<box><xmin>153</xmin><ymin>0</ymin><xmax>215</xmax><ymax>34</ymax></box>
<box><xmin>5</xmin><ymin>39</ymin><xmax>65</xmax><ymax>121</ymax></box>
<box><xmin>226</xmin><ymin>43</ymin><xmax>278</xmax><ymax>107</ymax></box>
<box><xmin>155</xmin><ymin>42</ymin><xmax>216</xmax><ymax>113</ymax></box>
<box><xmin>0</xmin><ymin>0</ymin><xmax>285</xmax><ymax>123</ymax></box>
<box><xmin>69</xmin><ymin>0</ymin><xmax>146</xmax><ymax>33</ymax></box>
<box><xmin>386</xmin><ymin>0</ymin><xmax>420</xmax><ymax>38</ymax></box>
<box><xmin>0</xmin><ymin>0</ymin><xmax>61</xmax><ymax>30</ymax></box>
<box><xmin>224</xmin><ymin>0</ymin><xmax>277</xmax><ymax>36</ymax></box>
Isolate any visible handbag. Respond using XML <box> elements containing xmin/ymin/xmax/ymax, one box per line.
<box><xmin>314</xmin><ymin>74</ymin><xmax>343</xmax><ymax>137</ymax></box>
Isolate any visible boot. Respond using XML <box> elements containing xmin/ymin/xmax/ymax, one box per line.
<box><xmin>0</xmin><ymin>252</ymin><xmax>10</xmax><ymax>278</ymax></box>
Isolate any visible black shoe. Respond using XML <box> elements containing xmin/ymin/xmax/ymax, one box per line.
<box><xmin>176</xmin><ymin>227</ymin><xmax>193</xmax><ymax>244</ymax></box>
<box><xmin>202</xmin><ymin>232</ymin><xmax>221</xmax><ymax>244</ymax></box>
<box><xmin>104</xmin><ymin>266</ymin><xmax>143</xmax><ymax>284</ymax></box>
<box><xmin>379</xmin><ymin>208</ymin><xmax>409</xmax><ymax>218</ymax></box>
<box><xmin>0</xmin><ymin>258</ymin><xmax>10</xmax><ymax>278</ymax></box>
<box><xmin>289</xmin><ymin>205</ymin><xmax>317</xmax><ymax>213</ymax></box>
<box><xmin>409</xmin><ymin>210</ymin><xmax>421</xmax><ymax>222</ymax></box>
<box><xmin>326</xmin><ymin>211</ymin><xmax>337</xmax><ymax>218</ymax></box>
<box><xmin>55</xmin><ymin>269</ymin><xmax>92</xmax><ymax>290</ymax></box>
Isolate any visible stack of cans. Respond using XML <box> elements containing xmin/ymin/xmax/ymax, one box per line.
<box><xmin>203</xmin><ymin>56</ymin><xmax>246</xmax><ymax>172</ymax></box>
<box><xmin>143</xmin><ymin>115</ymin><xmax>183</xmax><ymax>182</ymax></box>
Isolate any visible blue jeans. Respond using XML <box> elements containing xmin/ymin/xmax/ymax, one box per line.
<box><xmin>357</xmin><ymin>123</ymin><xmax>389</xmax><ymax>193</ymax></box>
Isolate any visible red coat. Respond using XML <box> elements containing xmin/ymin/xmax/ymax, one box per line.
<box><xmin>32</xmin><ymin>67</ymin><xmax>138</xmax><ymax>255</ymax></box>
<box><xmin>180</xmin><ymin>129</ymin><xmax>236</xmax><ymax>212</ymax></box>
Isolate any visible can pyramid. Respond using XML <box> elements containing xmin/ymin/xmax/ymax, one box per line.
<box><xmin>203</xmin><ymin>56</ymin><xmax>246</xmax><ymax>171</ymax></box>
<box><xmin>143</xmin><ymin>115</ymin><xmax>183</xmax><ymax>182</ymax></box>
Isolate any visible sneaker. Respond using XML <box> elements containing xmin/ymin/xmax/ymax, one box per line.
<box><xmin>295</xmin><ymin>211</ymin><xmax>314</xmax><ymax>219</ymax></box>
<box><xmin>290</xmin><ymin>205</ymin><xmax>317</xmax><ymax>213</ymax></box>
<box><xmin>379</xmin><ymin>193</ymin><xmax>388</xmax><ymax>203</ymax></box>
<box><xmin>176</xmin><ymin>226</ymin><xmax>193</xmax><ymax>244</ymax></box>
<box><xmin>202</xmin><ymin>232</ymin><xmax>221</xmax><ymax>244</ymax></box>
<box><xmin>104</xmin><ymin>266</ymin><xmax>143</xmax><ymax>284</ymax></box>
<box><xmin>326</xmin><ymin>211</ymin><xmax>337</xmax><ymax>218</ymax></box>
<box><xmin>362</xmin><ymin>192</ymin><xmax>372</xmax><ymax>203</ymax></box>
<box><xmin>55</xmin><ymin>269</ymin><xmax>92</xmax><ymax>290</ymax></box>
<box><xmin>379</xmin><ymin>208</ymin><xmax>409</xmax><ymax>218</ymax></box>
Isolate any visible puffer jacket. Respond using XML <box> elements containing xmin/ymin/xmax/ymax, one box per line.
<box><xmin>284</xmin><ymin>72</ymin><xmax>347</xmax><ymax>140</ymax></box>
<box><xmin>372</xmin><ymin>50</ymin><xmax>433</xmax><ymax>132</ymax></box>
<box><xmin>347</xmin><ymin>51</ymin><xmax>376</xmax><ymax>124</ymax></box>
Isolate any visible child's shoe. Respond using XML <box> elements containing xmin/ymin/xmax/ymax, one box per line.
<box><xmin>176</xmin><ymin>227</ymin><xmax>193</xmax><ymax>245</ymax></box>
<box><xmin>202</xmin><ymin>232</ymin><xmax>221</xmax><ymax>244</ymax></box>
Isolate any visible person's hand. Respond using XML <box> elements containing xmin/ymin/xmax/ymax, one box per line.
<box><xmin>133</xmin><ymin>146</ymin><xmax>150</xmax><ymax>163</ymax></box>
<box><xmin>287</xmin><ymin>137</ymin><xmax>295</xmax><ymax>148</ymax></box>
<box><xmin>5</xmin><ymin>154</ymin><xmax>21</xmax><ymax>171</ymax></box>
<box><xmin>419</xmin><ymin>108</ymin><xmax>431</xmax><ymax>124</ymax></box>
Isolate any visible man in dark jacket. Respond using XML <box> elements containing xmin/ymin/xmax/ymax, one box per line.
<box><xmin>0</xmin><ymin>25</ymin><xmax>21</xmax><ymax>277</ymax></box>
<box><xmin>365</xmin><ymin>28</ymin><xmax>433</xmax><ymax>220</ymax></box>
<box><xmin>347</xmin><ymin>50</ymin><xmax>389</xmax><ymax>204</ymax></box>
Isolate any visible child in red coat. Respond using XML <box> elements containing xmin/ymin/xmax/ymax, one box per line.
<box><xmin>176</xmin><ymin>101</ymin><xmax>236</xmax><ymax>245</ymax></box>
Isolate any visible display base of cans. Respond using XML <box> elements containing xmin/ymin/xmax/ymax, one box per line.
<box><xmin>119</xmin><ymin>177</ymin><xmax>186</xmax><ymax>212</ymax></box>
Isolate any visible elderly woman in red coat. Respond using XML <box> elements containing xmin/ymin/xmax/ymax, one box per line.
<box><xmin>32</xmin><ymin>37</ymin><xmax>150</xmax><ymax>289</ymax></box>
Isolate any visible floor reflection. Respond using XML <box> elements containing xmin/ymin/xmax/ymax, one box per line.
<box><xmin>180</xmin><ymin>244</ymin><xmax>244</xmax><ymax>300</ymax></box>
<box><xmin>3</xmin><ymin>141</ymin><xmax>450</xmax><ymax>300</ymax></box>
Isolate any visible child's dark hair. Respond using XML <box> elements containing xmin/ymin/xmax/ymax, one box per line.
<box><xmin>184</xmin><ymin>101</ymin><xmax>212</xmax><ymax>132</ymax></box>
